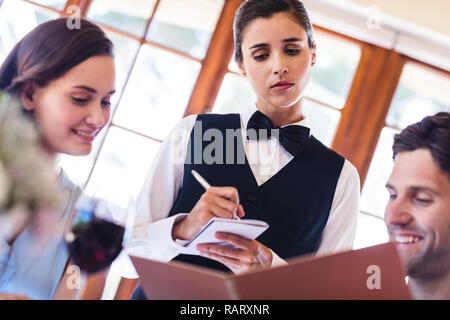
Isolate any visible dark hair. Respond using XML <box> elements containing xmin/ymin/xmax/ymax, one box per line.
<box><xmin>0</xmin><ymin>18</ymin><xmax>113</xmax><ymax>96</ymax></box>
<box><xmin>392</xmin><ymin>112</ymin><xmax>450</xmax><ymax>179</ymax></box>
<box><xmin>233</xmin><ymin>0</ymin><xmax>314</xmax><ymax>62</ymax></box>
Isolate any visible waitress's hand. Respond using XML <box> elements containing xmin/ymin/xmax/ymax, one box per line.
<box><xmin>196</xmin><ymin>232</ymin><xmax>273</xmax><ymax>274</ymax></box>
<box><xmin>172</xmin><ymin>187</ymin><xmax>245</xmax><ymax>241</ymax></box>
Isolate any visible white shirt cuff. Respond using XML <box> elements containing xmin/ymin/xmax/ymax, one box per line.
<box><xmin>121</xmin><ymin>214</ymin><xmax>189</xmax><ymax>278</ymax></box>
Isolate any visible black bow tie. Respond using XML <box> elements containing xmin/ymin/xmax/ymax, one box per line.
<box><xmin>246</xmin><ymin>111</ymin><xmax>310</xmax><ymax>156</ymax></box>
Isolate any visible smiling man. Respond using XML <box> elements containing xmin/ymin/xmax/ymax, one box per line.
<box><xmin>384</xmin><ymin>112</ymin><xmax>450</xmax><ymax>299</ymax></box>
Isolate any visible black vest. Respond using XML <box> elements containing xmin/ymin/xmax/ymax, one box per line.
<box><xmin>168</xmin><ymin>114</ymin><xmax>344</xmax><ymax>272</ymax></box>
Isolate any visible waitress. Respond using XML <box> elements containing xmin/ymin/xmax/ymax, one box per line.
<box><xmin>126</xmin><ymin>0</ymin><xmax>360</xmax><ymax>298</ymax></box>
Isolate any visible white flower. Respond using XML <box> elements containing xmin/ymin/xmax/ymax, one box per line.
<box><xmin>0</xmin><ymin>160</ymin><xmax>10</xmax><ymax>208</ymax></box>
<box><xmin>0</xmin><ymin>91</ymin><xmax>63</xmax><ymax>215</ymax></box>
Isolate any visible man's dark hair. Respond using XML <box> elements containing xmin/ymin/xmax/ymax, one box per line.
<box><xmin>393</xmin><ymin>112</ymin><xmax>450</xmax><ymax>179</ymax></box>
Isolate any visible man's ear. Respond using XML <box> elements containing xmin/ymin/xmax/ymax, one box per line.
<box><xmin>20</xmin><ymin>82</ymin><xmax>36</xmax><ymax>111</ymax></box>
<box><xmin>310</xmin><ymin>41</ymin><xmax>317</xmax><ymax>67</ymax></box>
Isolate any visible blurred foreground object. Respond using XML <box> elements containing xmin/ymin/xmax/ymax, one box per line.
<box><xmin>0</xmin><ymin>92</ymin><xmax>63</xmax><ymax>243</ymax></box>
<box><xmin>66</xmin><ymin>196</ymin><xmax>125</xmax><ymax>275</ymax></box>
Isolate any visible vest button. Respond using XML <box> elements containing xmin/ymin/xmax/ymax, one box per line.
<box><xmin>247</xmin><ymin>193</ymin><xmax>257</xmax><ymax>203</ymax></box>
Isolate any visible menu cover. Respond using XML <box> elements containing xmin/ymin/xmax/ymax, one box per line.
<box><xmin>130</xmin><ymin>242</ymin><xmax>412</xmax><ymax>300</ymax></box>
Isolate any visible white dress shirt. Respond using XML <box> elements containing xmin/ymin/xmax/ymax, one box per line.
<box><xmin>120</xmin><ymin>106</ymin><xmax>360</xmax><ymax>278</ymax></box>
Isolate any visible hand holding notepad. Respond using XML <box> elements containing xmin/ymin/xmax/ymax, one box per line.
<box><xmin>181</xmin><ymin>217</ymin><xmax>269</xmax><ymax>255</ymax></box>
<box><xmin>175</xmin><ymin>170</ymin><xmax>269</xmax><ymax>255</ymax></box>
<box><xmin>171</xmin><ymin>170</ymin><xmax>269</xmax><ymax>260</ymax></box>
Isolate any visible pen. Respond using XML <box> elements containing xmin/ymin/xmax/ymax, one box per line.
<box><xmin>191</xmin><ymin>169</ymin><xmax>211</xmax><ymax>190</ymax></box>
<box><xmin>191</xmin><ymin>170</ymin><xmax>240</xmax><ymax>220</ymax></box>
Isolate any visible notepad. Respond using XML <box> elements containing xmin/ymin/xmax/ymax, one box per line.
<box><xmin>180</xmin><ymin>217</ymin><xmax>269</xmax><ymax>255</ymax></box>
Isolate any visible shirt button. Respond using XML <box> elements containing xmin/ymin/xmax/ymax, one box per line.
<box><xmin>247</xmin><ymin>193</ymin><xmax>257</xmax><ymax>203</ymax></box>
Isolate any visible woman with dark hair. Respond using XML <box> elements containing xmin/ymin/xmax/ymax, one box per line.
<box><xmin>0</xmin><ymin>18</ymin><xmax>115</xmax><ymax>299</ymax></box>
<box><xmin>125</xmin><ymin>0</ymin><xmax>360</xmax><ymax>299</ymax></box>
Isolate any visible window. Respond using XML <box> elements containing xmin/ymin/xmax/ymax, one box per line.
<box><xmin>306</xmin><ymin>30</ymin><xmax>361</xmax><ymax>109</ymax></box>
<box><xmin>28</xmin><ymin>0</ymin><xmax>67</xmax><ymax>11</ymax></box>
<box><xmin>29</xmin><ymin>0</ymin><xmax>66</xmax><ymax>10</ymax></box>
<box><xmin>213</xmin><ymin>72</ymin><xmax>256</xmax><ymax>115</ymax></box>
<box><xmin>0</xmin><ymin>0</ymin><xmax>59</xmax><ymax>62</ymax></box>
<box><xmin>145</xmin><ymin>0</ymin><xmax>224</xmax><ymax>60</ymax></box>
<box><xmin>112</xmin><ymin>45</ymin><xmax>201</xmax><ymax>140</ymax></box>
<box><xmin>59</xmin><ymin>0</ymin><xmax>225</xmax><ymax>208</ymax></box>
<box><xmin>62</xmin><ymin>0</ymin><xmax>224</xmax><ymax>298</ymax></box>
<box><xmin>84</xmin><ymin>127</ymin><xmax>162</xmax><ymax>209</ymax></box>
<box><xmin>386</xmin><ymin>63</ymin><xmax>450</xmax><ymax>128</ymax></box>
<box><xmin>87</xmin><ymin>0</ymin><xmax>156</xmax><ymax>37</ymax></box>
<box><xmin>355</xmin><ymin>62</ymin><xmax>450</xmax><ymax>248</ymax></box>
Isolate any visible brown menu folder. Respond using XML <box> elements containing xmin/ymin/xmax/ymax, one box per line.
<box><xmin>130</xmin><ymin>242</ymin><xmax>412</xmax><ymax>300</ymax></box>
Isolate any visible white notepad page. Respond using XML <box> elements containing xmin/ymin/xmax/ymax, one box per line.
<box><xmin>180</xmin><ymin>217</ymin><xmax>269</xmax><ymax>255</ymax></box>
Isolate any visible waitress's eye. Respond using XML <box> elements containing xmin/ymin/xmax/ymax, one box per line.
<box><xmin>254</xmin><ymin>53</ymin><xmax>269</xmax><ymax>61</ymax></box>
<box><xmin>285</xmin><ymin>48</ymin><xmax>300</xmax><ymax>55</ymax></box>
<box><xmin>71</xmin><ymin>97</ymin><xmax>89</xmax><ymax>104</ymax></box>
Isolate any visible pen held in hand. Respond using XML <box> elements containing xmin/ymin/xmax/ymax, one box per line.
<box><xmin>191</xmin><ymin>170</ymin><xmax>211</xmax><ymax>190</ymax></box>
<box><xmin>191</xmin><ymin>170</ymin><xmax>241</xmax><ymax>220</ymax></box>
